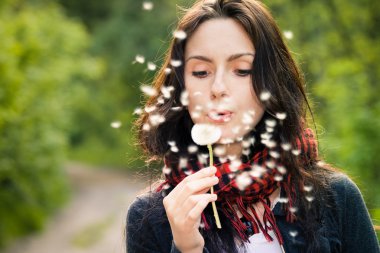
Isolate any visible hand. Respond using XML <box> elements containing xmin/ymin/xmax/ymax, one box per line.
<box><xmin>163</xmin><ymin>166</ymin><xmax>219</xmax><ymax>253</ymax></box>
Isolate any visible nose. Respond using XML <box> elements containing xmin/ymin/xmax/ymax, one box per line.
<box><xmin>210</xmin><ymin>70</ymin><xmax>228</xmax><ymax>100</ymax></box>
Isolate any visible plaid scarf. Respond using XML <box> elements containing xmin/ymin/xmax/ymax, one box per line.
<box><xmin>157</xmin><ymin>128</ymin><xmax>318</xmax><ymax>245</ymax></box>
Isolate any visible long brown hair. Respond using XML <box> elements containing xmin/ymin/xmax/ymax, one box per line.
<box><xmin>135</xmin><ymin>0</ymin><xmax>336</xmax><ymax>251</ymax></box>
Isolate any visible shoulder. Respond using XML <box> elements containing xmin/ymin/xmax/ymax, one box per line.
<box><xmin>127</xmin><ymin>192</ymin><xmax>165</xmax><ymax>226</ymax></box>
<box><xmin>326</xmin><ymin>172</ymin><xmax>363</xmax><ymax>205</ymax></box>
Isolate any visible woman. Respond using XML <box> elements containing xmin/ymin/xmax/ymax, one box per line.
<box><xmin>126</xmin><ymin>0</ymin><xmax>379</xmax><ymax>252</ymax></box>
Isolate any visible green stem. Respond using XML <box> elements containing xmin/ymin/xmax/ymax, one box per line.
<box><xmin>207</xmin><ymin>144</ymin><xmax>222</xmax><ymax>229</ymax></box>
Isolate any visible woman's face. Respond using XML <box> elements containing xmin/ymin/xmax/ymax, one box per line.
<box><xmin>184</xmin><ymin>18</ymin><xmax>264</xmax><ymax>144</ymax></box>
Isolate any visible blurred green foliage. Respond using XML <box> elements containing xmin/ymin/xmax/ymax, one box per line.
<box><xmin>0</xmin><ymin>0</ymin><xmax>379</xmax><ymax>247</ymax></box>
<box><xmin>0</xmin><ymin>0</ymin><xmax>103</xmax><ymax>247</ymax></box>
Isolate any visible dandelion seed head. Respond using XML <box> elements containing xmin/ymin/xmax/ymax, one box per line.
<box><xmin>283</xmin><ymin>30</ymin><xmax>294</xmax><ymax>40</ymax></box>
<box><xmin>173</xmin><ymin>30</ymin><xmax>187</xmax><ymax>40</ymax></box>
<box><xmin>259</xmin><ymin>91</ymin><xmax>271</xmax><ymax>101</ymax></box>
<box><xmin>135</xmin><ymin>54</ymin><xmax>145</xmax><ymax>64</ymax></box>
<box><xmin>142</xmin><ymin>1</ymin><xmax>153</xmax><ymax>11</ymax></box>
<box><xmin>111</xmin><ymin>121</ymin><xmax>122</xmax><ymax>129</ymax></box>
<box><xmin>147</xmin><ymin>62</ymin><xmax>156</xmax><ymax>71</ymax></box>
<box><xmin>191</xmin><ymin>124</ymin><xmax>222</xmax><ymax>145</ymax></box>
<box><xmin>170</xmin><ymin>59</ymin><xmax>182</xmax><ymax>67</ymax></box>
<box><xmin>141</xmin><ymin>85</ymin><xmax>157</xmax><ymax>97</ymax></box>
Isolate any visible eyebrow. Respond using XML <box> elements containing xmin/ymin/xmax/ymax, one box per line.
<box><xmin>185</xmin><ymin>52</ymin><xmax>255</xmax><ymax>63</ymax></box>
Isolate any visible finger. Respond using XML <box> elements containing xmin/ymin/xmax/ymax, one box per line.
<box><xmin>175</xmin><ymin>176</ymin><xmax>219</xmax><ymax>207</ymax></box>
<box><xmin>169</xmin><ymin>166</ymin><xmax>217</xmax><ymax>199</ymax></box>
<box><xmin>179</xmin><ymin>193</ymin><xmax>217</xmax><ymax>220</ymax></box>
<box><xmin>186</xmin><ymin>194</ymin><xmax>217</xmax><ymax>227</ymax></box>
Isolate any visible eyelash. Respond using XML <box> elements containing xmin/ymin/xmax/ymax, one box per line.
<box><xmin>191</xmin><ymin>69</ymin><xmax>252</xmax><ymax>78</ymax></box>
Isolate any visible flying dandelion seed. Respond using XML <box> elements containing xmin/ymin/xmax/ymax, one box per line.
<box><xmin>317</xmin><ymin>161</ymin><xmax>326</xmax><ymax>167</ymax></box>
<box><xmin>260</xmin><ymin>91</ymin><xmax>271</xmax><ymax>101</ymax></box>
<box><xmin>162</xmin><ymin>166</ymin><xmax>171</xmax><ymax>175</ymax></box>
<box><xmin>277</xmin><ymin>165</ymin><xmax>287</xmax><ymax>174</ymax></box>
<box><xmin>197</xmin><ymin>154</ymin><xmax>207</xmax><ymax>165</ymax></box>
<box><xmin>180</xmin><ymin>91</ymin><xmax>189</xmax><ymax>106</ymax></box>
<box><xmin>281</xmin><ymin>143</ymin><xmax>291</xmax><ymax>151</ymax></box>
<box><xmin>149</xmin><ymin>114</ymin><xmax>165</xmax><ymax>126</ymax></box>
<box><xmin>261</xmin><ymin>132</ymin><xmax>272</xmax><ymax>140</ymax></box>
<box><xmin>304</xmin><ymin>185</ymin><xmax>313</xmax><ymax>192</ymax></box>
<box><xmin>291</xmin><ymin>149</ymin><xmax>301</xmax><ymax>156</ymax></box>
<box><xmin>171</xmin><ymin>146</ymin><xmax>179</xmax><ymax>152</ymax></box>
<box><xmin>263</xmin><ymin>140</ymin><xmax>277</xmax><ymax>148</ymax></box>
<box><xmin>147</xmin><ymin>62</ymin><xmax>156</xmax><ymax>71</ymax></box>
<box><xmin>236</xmin><ymin>172</ymin><xmax>252</xmax><ymax>191</ymax></box>
<box><xmin>191</xmin><ymin>111</ymin><xmax>201</xmax><ymax>119</ymax></box>
<box><xmin>142</xmin><ymin>1</ymin><xmax>154</xmax><ymax>11</ymax></box>
<box><xmin>173</xmin><ymin>30</ymin><xmax>187</xmax><ymax>40</ymax></box>
<box><xmin>242</xmin><ymin>139</ymin><xmax>251</xmax><ymax>148</ymax></box>
<box><xmin>289</xmin><ymin>207</ymin><xmax>298</xmax><ymax>213</ymax></box>
<box><xmin>188</xmin><ymin>144</ymin><xmax>198</xmax><ymax>153</ymax></box>
<box><xmin>250</xmin><ymin>165</ymin><xmax>265</xmax><ymax>178</ymax></box>
<box><xmin>164</xmin><ymin>68</ymin><xmax>172</xmax><ymax>75</ymax></box>
<box><xmin>133</xmin><ymin>108</ymin><xmax>143</xmax><ymax>115</ymax></box>
<box><xmin>161</xmin><ymin>86</ymin><xmax>174</xmax><ymax>99</ymax></box>
<box><xmin>283</xmin><ymin>30</ymin><xmax>294</xmax><ymax>40</ymax></box>
<box><xmin>168</xmin><ymin>141</ymin><xmax>176</xmax><ymax>146</ymax></box>
<box><xmin>266</xmin><ymin>160</ymin><xmax>276</xmax><ymax>169</ymax></box>
<box><xmin>306</xmin><ymin>196</ymin><xmax>315</xmax><ymax>202</ymax></box>
<box><xmin>276</xmin><ymin>112</ymin><xmax>287</xmax><ymax>120</ymax></box>
<box><xmin>265</xmin><ymin>119</ymin><xmax>277</xmax><ymax>127</ymax></box>
<box><xmin>266</xmin><ymin>127</ymin><xmax>274</xmax><ymax>133</ymax></box>
<box><xmin>170</xmin><ymin>59</ymin><xmax>182</xmax><ymax>67</ymax></box>
<box><xmin>220</xmin><ymin>138</ymin><xmax>234</xmax><ymax>144</ymax></box>
<box><xmin>142</xmin><ymin>123</ymin><xmax>151</xmax><ymax>131</ymax></box>
<box><xmin>184</xmin><ymin>170</ymin><xmax>192</xmax><ymax>176</ymax></box>
<box><xmin>157</xmin><ymin>96</ymin><xmax>165</xmax><ymax>105</ymax></box>
<box><xmin>170</xmin><ymin>107</ymin><xmax>182</xmax><ymax>111</ymax></box>
<box><xmin>163</xmin><ymin>184</ymin><xmax>170</xmax><ymax>190</ymax></box>
<box><xmin>278</xmin><ymin>197</ymin><xmax>289</xmax><ymax>203</ymax></box>
<box><xmin>228</xmin><ymin>154</ymin><xmax>238</xmax><ymax>161</ymax></box>
<box><xmin>214</xmin><ymin>146</ymin><xmax>226</xmax><ymax>156</ymax></box>
<box><xmin>199</xmin><ymin>222</ymin><xmax>205</xmax><ymax>229</ymax></box>
<box><xmin>242</xmin><ymin>112</ymin><xmax>254</xmax><ymax>125</ymax></box>
<box><xmin>194</xmin><ymin>105</ymin><xmax>203</xmax><ymax>111</ymax></box>
<box><xmin>269</xmin><ymin>151</ymin><xmax>280</xmax><ymax>159</ymax></box>
<box><xmin>141</xmin><ymin>85</ymin><xmax>157</xmax><ymax>97</ymax></box>
<box><xmin>289</xmin><ymin>230</ymin><xmax>298</xmax><ymax>237</ymax></box>
<box><xmin>135</xmin><ymin>55</ymin><xmax>145</xmax><ymax>64</ymax></box>
<box><xmin>179</xmin><ymin>157</ymin><xmax>188</xmax><ymax>168</ymax></box>
<box><xmin>220</xmin><ymin>157</ymin><xmax>228</xmax><ymax>163</ymax></box>
<box><xmin>193</xmin><ymin>91</ymin><xmax>202</xmax><ymax>96</ymax></box>
<box><xmin>232</xmin><ymin>126</ymin><xmax>241</xmax><ymax>134</ymax></box>
<box><xmin>144</xmin><ymin>105</ymin><xmax>156</xmax><ymax>113</ymax></box>
<box><xmin>274</xmin><ymin>175</ymin><xmax>283</xmax><ymax>181</ymax></box>
<box><xmin>110</xmin><ymin>121</ymin><xmax>122</xmax><ymax>129</ymax></box>
<box><xmin>242</xmin><ymin>149</ymin><xmax>250</xmax><ymax>156</ymax></box>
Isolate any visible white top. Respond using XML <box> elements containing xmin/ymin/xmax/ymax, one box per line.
<box><xmin>237</xmin><ymin>195</ymin><xmax>283</xmax><ymax>253</ymax></box>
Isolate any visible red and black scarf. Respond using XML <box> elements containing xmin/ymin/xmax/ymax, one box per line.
<box><xmin>157</xmin><ymin>128</ymin><xmax>318</xmax><ymax>245</ymax></box>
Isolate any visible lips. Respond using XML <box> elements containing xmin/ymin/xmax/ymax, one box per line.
<box><xmin>207</xmin><ymin>110</ymin><xmax>233</xmax><ymax>123</ymax></box>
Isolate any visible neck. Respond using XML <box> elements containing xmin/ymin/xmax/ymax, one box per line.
<box><xmin>215</xmin><ymin>141</ymin><xmax>243</xmax><ymax>158</ymax></box>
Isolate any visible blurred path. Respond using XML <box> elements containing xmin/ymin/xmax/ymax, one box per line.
<box><xmin>2</xmin><ymin>162</ymin><xmax>150</xmax><ymax>253</ymax></box>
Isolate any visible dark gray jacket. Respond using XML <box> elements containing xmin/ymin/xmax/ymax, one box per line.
<box><xmin>126</xmin><ymin>174</ymin><xmax>379</xmax><ymax>253</ymax></box>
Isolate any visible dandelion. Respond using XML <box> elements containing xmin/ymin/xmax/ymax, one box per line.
<box><xmin>259</xmin><ymin>91</ymin><xmax>271</xmax><ymax>101</ymax></box>
<box><xmin>141</xmin><ymin>85</ymin><xmax>157</xmax><ymax>97</ymax></box>
<box><xmin>276</xmin><ymin>112</ymin><xmax>287</xmax><ymax>120</ymax></box>
<box><xmin>110</xmin><ymin>121</ymin><xmax>122</xmax><ymax>129</ymax></box>
<box><xmin>170</xmin><ymin>59</ymin><xmax>182</xmax><ymax>67</ymax></box>
<box><xmin>142</xmin><ymin>1</ymin><xmax>154</xmax><ymax>11</ymax></box>
<box><xmin>173</xmin><ymin>30</ymin><xmax>187</xmax><ymax>40</ymax></box>
<box><xmin>133</xmin><ymin>108</ymin><xmax>143</xmax><ymax>115</ymax></box>
<box><xmin>135</xmin><ymin>55</ymin><xmax>145</xmax><ymax>64</ymax></box>
<box><xmin>180</xmin><ymin>91</ymin><xmax>189</xmax><ymax>106</ymax></box>
<box><xmin>236</xmin><ymin>172</ymin><xmax>252</xmax><ymax>191</ymax></box>
<box><xmin>191</xmin><ymin>123</ymin><xmax>222</xmax><ymax>228</ymax></box>
<box><xmin>164</xmin><ymin>68</ymin><xmax>172</xmax><ymax>75</ymax></box>
<box><xmin>283</xmin><ymin>30</ymin><xmax>294</xmax><ymax>40</ymax></box>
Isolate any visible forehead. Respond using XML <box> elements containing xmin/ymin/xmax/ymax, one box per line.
<box><xmin>185</xmin><ymin>18</ymin><xmax>255</xmax><ymax>58</ymax></box>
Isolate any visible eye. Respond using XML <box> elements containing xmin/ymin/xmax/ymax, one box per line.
<box><xmin>235</xmin><ymin>69</ymin><xmax>252</xmax><ymax>77</ymax></box>
<box><xmin>192</xmin><ymin>71</ymin><xmax>209</xmax><ymax>78</ymax></box>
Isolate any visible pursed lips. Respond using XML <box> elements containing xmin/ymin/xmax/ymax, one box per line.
<box><xmin>207</xmin><ymin>110</ymin><xmax>233</xmax><ymax>123</ymax></box>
